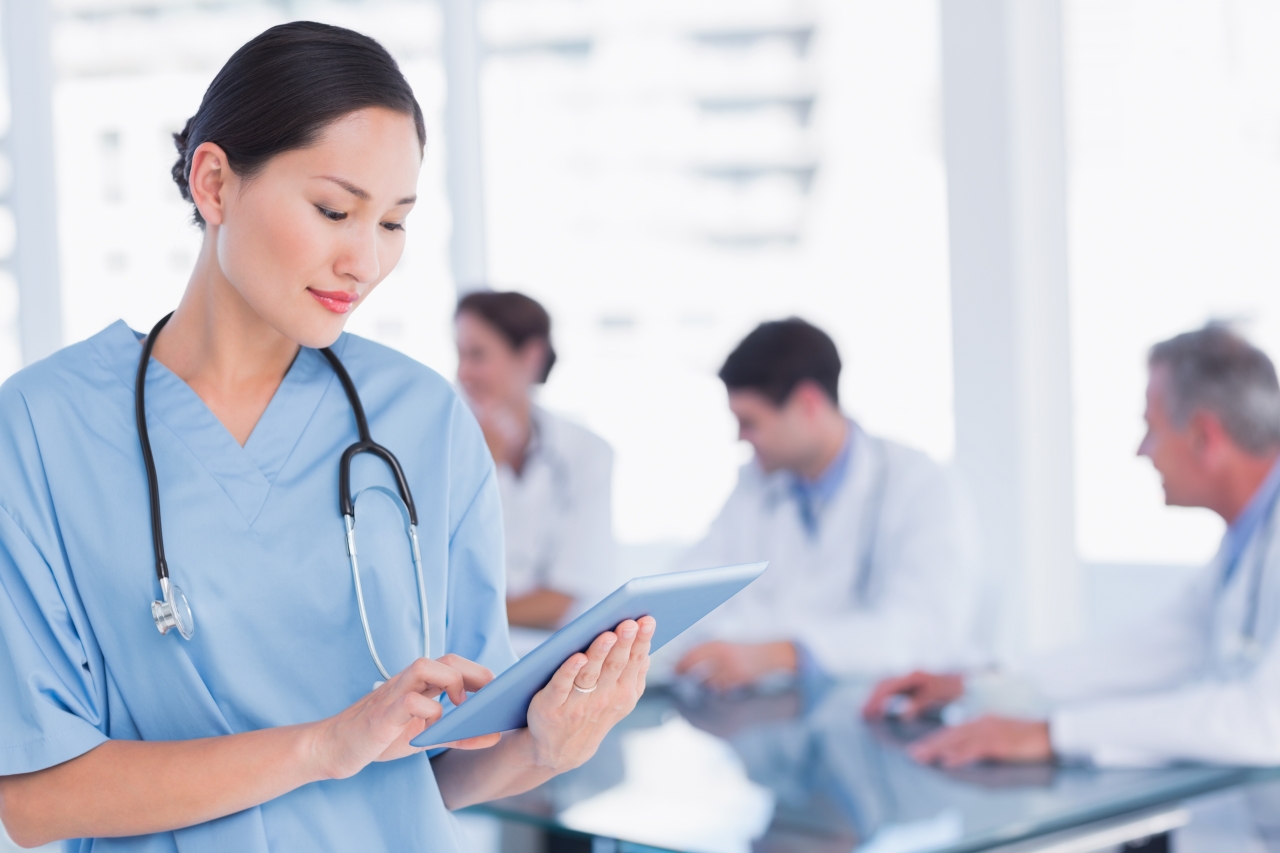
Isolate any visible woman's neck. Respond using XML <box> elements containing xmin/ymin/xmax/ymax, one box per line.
<box><xmin>481</xmin><ymin>396</ymin><xmax>533</xmax><ymax>475</ymax></box>
<box><xmin>508</xmin><ymin>398</ymin><xmax>534</xmax><ymax>474</ymax></box>
<box><xmin>150</xmin><ymin>237</ymin><xmax>301</xmax><ymax>446</ymax></box>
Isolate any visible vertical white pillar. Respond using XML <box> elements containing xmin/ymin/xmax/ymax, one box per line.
<box><xmin>941</xmin><ymin>0</ymin><xmax>1080</xmax><ymax>657</ymax></box>
<box><xmin>1</xmin><ymin>0</ymin><xmax>62</xmax><ymax>365</ymax></box>
<box><xmin>441</xmin><ymin>0</ymin><xmax>488</xmax><ymax>293</ymax></box>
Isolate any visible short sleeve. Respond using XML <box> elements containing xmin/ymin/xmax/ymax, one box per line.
<box><xmin>0</xmin><ymin>506</ymin><xmax>107</xmax><ymax>775</ymax></box>
<box><xmin>443</xmin><ymin>400</ymin><xmax>517</xmax><ymax>678</ymax></box>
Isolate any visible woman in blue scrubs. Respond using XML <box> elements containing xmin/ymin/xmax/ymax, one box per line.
<box><xmin>0</xmin><ymin>22</ymin><xmax>653</xmax><ymax>852</ymax></box>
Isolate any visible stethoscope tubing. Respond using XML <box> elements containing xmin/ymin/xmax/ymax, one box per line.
<box><xmin>343</xmin><ymin>511</ymin><xmax>430</xmax><ymax>680</ymax></box>
<box><xmin>1233</xmin><ymin>507</ymin><xmax>1277</xmax><ymax>656</ymax></box>
<box><xmin>319</xmin><ymin>348</ymin><xmax>419</xmax><ymax>524</ymax></box>
<box><xmin>137</xmin><ymin>313</ymin><xmax>431</xmax><ymax>675</ymax></box>
<box><xmin>319</xmin><ymin>347</ymin><xmax>432</xmax><ymax>675</ymax></box>
<box><xmin>136</xmin><ymin>313</ymin><xmax>174</xmax><ymax>586</ymax></box>
<box><xmin>764</xmin><ymin>425</ymin><xmax>886</xmax><ymax>606</ymax></box>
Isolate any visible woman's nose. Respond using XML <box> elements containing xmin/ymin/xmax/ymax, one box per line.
<box><xmin>336</xmin><ymin>228</ymin><xmax>381</xmax><ymax>284</ymax></box>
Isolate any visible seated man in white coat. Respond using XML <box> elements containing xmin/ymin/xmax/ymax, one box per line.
<box><xmin>864</xmin><ymin>323</ymin><xmax>1280</xmax><ymax>771</ymax></box>
<box><xmin>671</xmin><ymin>318</ymin><xmax>980</xmax><ymax>690</ymax></box>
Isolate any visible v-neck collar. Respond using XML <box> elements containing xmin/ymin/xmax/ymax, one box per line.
<box><xmin>92</xmin><ymin>320</ymin><xmax>342</xmax><ymax>527</ymax></box>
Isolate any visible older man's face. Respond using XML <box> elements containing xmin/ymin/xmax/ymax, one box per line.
<box><xmin>1138</xmin><ymin>366</ymin><xmax>1208</xmax><ymax>507</ymax></box>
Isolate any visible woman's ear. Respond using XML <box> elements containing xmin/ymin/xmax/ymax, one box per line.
<box><xmin>188</xmin><ymin>141</ymin><xmax>233</xmax><ymax>227</ymax></box>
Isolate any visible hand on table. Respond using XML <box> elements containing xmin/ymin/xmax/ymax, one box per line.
<box><xmin>908</xmin><ymin>715</ymin><xmax>1052</xmax><ymax>768</ymax></box>
<box><xmin>862</xmin><ymin>670</ymin><xmax>965</xmax><ymax>720</ymax></box>
<box><xmin>311</xmin><ymin>654</ymin><xmax>499</xmax><ymax>780</ymax></box>
<box><xmin>675</xmin><ymin>640</ymin><xmax>798</xmax><ymax>692</ymax></box>
<box><xmin>525</xmin><ymin>616</ymin><xmax>656</xmax><ymax>773</ymax></box>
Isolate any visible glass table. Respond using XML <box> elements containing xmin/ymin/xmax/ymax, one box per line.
<box><xmin>474</xmin><ymin>679</ymin><xmax>1280</xmax><ymax>853</ymax></box>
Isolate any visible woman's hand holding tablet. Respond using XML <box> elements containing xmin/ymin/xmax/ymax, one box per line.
<box><xmin>423</xmin><ymin>619</ymin><xmax>657</xmax><ymax>811</ymax></box>
<box><xmin>525</xmin><ymin>616</ymin><xmax>656</xmax><ymax>772</ymax></box>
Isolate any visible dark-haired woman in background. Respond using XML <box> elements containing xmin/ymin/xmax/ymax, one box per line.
<box><xmin>455</xmin><ymin>292</ymin><xmax>616</xmax><ymax>631</ymax></box>
<box><xmin>0</xmin><ymin>22</ymin><xmax>651</xmax><ymax>852</ymax></box>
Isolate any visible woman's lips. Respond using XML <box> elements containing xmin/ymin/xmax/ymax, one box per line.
<box><xmin>309</xmin><ymin>288</ymin><xmax>359</xmax><ymax>314</ymax></box>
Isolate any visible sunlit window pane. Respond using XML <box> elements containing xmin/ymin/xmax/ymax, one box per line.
<box><xmin>481</xmin><ymin>0</ymin><xmax>952</xmax><ymax>543</ymax></box>
<box><xmin>1067</xmin><ymin>0</ymin><xmax>1280</xmax><ymax>565</ymax></box>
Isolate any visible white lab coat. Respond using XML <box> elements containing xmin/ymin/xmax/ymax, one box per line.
<box><xmin>1018</xmin><ymin>493</ymin><xmax>1280</xmax><ymax>767</ymax></box>
<box><xmin>497</xmin><ymin>407</ymin><xmax>616</xmax><ymax>611</ymax></box>
<box><xmin>669</xmin><ymin>423</ymin><xmax>981</xmax><ymax>677</ymax></box>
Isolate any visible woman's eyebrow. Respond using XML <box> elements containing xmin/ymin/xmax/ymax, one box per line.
<box><xmin>319</xmin><ymin>175</ymin><xmax>369</xmax><ymax>199</ymax></box>
<box><xmin>317</xmin><ymin>175</ymin><xmax>416</xmax><ymax>205</ymax></box>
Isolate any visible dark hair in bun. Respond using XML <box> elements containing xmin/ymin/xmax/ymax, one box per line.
<box><xmin>172</xmin><ymin>21</ymin><xmax>425</xmax><ymax>226</ymax></box>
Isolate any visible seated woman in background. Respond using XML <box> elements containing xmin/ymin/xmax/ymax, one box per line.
<box><xmin>455</xmin><ymin>291</ymin><xmax>616</xmax><ymax>629</ymax></box>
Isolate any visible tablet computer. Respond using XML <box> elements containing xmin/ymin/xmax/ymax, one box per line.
<box><xmin>411</xmin><ymin>561</ymin><xmax>767</xmax><ymax>747</ymax></box>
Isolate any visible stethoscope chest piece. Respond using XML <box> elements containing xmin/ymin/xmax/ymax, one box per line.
<box><xmin>153</xmin><ymin>576</ymin><xmax>194</xmax><ymax>640</ymax></box>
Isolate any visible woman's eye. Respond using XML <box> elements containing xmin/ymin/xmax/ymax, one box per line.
<box><xmin>316</xmin><ymin>206</ymin><xmax>347</xmax><ymax>222</ymax></box>
<box><xmin>381</xmin><ymin>221</ymin><xmax>405</xmax><ymax>233</ymax></box>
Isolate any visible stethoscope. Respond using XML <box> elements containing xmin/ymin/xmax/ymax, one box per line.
<box><xmin>136</xmin><ymin>312</ymin><xmax>430</xmax><ymax>679</ymax></box>
<box><xmin>1219</xmin><ymin>506</ymin><xmax>1277</xmax><ymax>668</ymax></box>
<box><xmin>764</xmin><ymin>423</ymin><xmax>887</xmax><ymax>605</ymax></box>
<box><xmin>852</xmin><ymin>437</ymin><xmax>888</xmax><ymax>605</ymax></box>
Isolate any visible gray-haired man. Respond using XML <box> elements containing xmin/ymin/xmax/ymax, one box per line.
<box><xmin>864</xmin><ymin>324</ymin><xmax>1280</xmax><ymax>779</ymax></box>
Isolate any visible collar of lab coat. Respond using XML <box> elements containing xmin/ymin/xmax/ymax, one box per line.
<box><xmin>760</xmin><ymin>421</ymin><xmax>878</xmax><ymax>519</ymax></box>
<box><xmin>510</xmin><ymin>405</ymin><xmax>564</xmax><ymax>476</ymax></box>
<box><xmin>1221</xmin><ymin>457</ymin><xmax>1280</xmax><ymax>585</ymax></box>
<box><xmin>789</xmin><ymin>420</ymin><xmax>856</xmax><ymax>512</ymax></box>
<box><xmin>1204</xmin><ymin>483</ymin><xmax>1280</xmax><ymax>681</ymax></box>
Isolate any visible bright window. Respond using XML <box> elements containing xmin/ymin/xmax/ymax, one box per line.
<box><xmin>480</xmin><ymin>0</ymin><xmax>954</xmax><ymax>543</ymax></box>
<box><xmin>1067</xmin><ymin>0</ymin><xmax>1280</xmax><ymax>565</ymax></box>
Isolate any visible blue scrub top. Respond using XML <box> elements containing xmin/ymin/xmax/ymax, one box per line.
<box><xmin>0</xmin><ymin>321</ymin><xmax>516</xmax><ymax>852</ymax></box>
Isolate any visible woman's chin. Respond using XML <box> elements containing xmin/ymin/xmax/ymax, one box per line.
<box><xmin>278</xmin><ymin>311</ymin><xmax>351</xmax><ymax>351</ymax></box>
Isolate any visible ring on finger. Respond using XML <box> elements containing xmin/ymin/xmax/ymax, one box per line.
<box><xmin>573</xmin><ymin>682</ymin><xmax>598</xmax><ymax>694</ymax></box>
